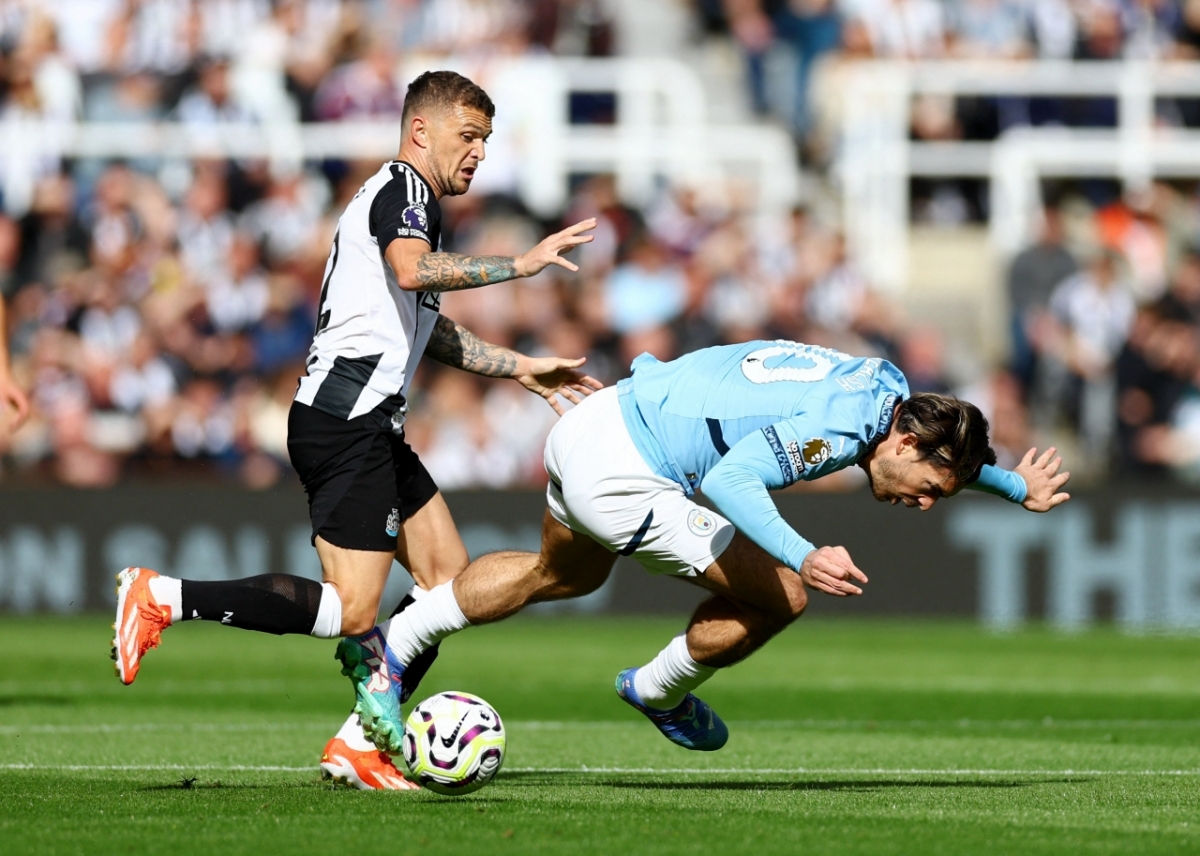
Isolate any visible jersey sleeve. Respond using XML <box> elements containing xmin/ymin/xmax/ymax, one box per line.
<box><xmin>370</xmin><ymin>178</ymin><xmax>435</xmax><ymax>252</ymax></box>
<box><xmin>700</xmin><ymin>429</ymin><xmax>816</xmax><ymax>572</ymax></box>
<box><xmin>966</xmin><ymin>464</ymin><xmax>1027</xmax><ymax>503</ymax></box>
<box><xmin>699</xmin><ymin>391</ymin><xmax>875</xmax><ymax>572</ymax></box>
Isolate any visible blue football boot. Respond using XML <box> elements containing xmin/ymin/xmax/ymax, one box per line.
<box><xmin>336</xmin><ymin>628</ymin><xmax>407</xmax><ymax>755</ymax></box>
<box><xmin>615</xmin><ymin>668</ymin><xmax>729</xmax><ymax>751</ymax></box>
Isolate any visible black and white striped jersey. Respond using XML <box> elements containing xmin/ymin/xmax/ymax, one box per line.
<box><xmin>294</xmin><ymin>160</ymin><xmax>443</xmax><ymax>424</ymax></box>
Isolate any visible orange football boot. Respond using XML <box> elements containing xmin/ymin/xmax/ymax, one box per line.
<box><xmin>320</xmin><ymin>738</ymin><xmax>420</xmax><ymax>791</ymax></box>
<box><xmin>111</xmin><ymin>567</ymin><xmax>171</xmax><ymax>685</ymax></box>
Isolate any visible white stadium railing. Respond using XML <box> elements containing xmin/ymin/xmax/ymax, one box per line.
<box><xmin>0</xmin><ymin>57</ymin><xmax>801</xmax><ymax>221</ymax></box>
<box><xmin>837</xmin><ymin>60</ymin><xmax>1200</xmax><ymax>292</ymax></box>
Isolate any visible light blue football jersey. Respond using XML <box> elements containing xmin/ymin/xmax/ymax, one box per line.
<box><xmin>617</xmin><ymin>341</ymin><xmax>907</xmax><ymax>493</ymax></box>
<box><xmin>614</xmin><ymin>341</ymin><xmax>1024</xmax><ymax>572</ymax></box>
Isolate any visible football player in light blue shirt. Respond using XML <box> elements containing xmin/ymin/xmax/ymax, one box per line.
<box><xmin>617</xmin><ymin>342</ymin><xmax>1031</xmax><ymax>581</ymax></box>
<box><xmin>338</xmin><ymin>341</ymin><xmax>1071</xmax><ymax>757</ymax></box>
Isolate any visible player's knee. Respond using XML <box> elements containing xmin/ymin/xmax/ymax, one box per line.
<box><xmin>531</xmin><ymin>561</ymin><xmax>608</xmax><ymax>602</ymax></box>
<box><xmin>338</xmin><ymin>596</ymin><xmax>382</xmax><ymax>636</ymax></box>
<box><xmin>339</xmin><ymin>613</ymin><xmax>377</xmax><ymax>636</ymax></box>
<box><xmin>767</xmin><ymin>575</ymin><xmax>807</xmax><ymax>626</ymax></box>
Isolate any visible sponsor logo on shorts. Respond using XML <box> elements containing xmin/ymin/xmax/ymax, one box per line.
<box><xmin>386</xmin><ymin>507</ymin><xmax>400</xmax><ymax>537</ymax></box>
<box><xmin>802</xmin><ymin>438</ymin><xmax>833</xmax><ymax>467</ymax></box>
<box><xmin>687</xmin><ymin>508</ymin><xmax>717</xmax><ymax>537</ymax></box>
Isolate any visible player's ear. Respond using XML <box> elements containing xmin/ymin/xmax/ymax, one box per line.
<box><xmin>895</xmin><ymin>432</ymin><xmax>919</xmax><ymax>456</ymax></box>
<box><xmin>410</xmin><ymin>115</ymin><xmax>429</xmax><ymax>149</ymax></box>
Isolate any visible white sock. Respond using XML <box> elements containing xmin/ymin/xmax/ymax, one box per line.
<box><xmin>633</xmin><ymin>634</ymin><xmax>718</xmax><ymax>711</ymax></box>
<box><xmin>147</xmin><ymin>576</ymin><xmax>182</xmax><ymax>625</ymax></box>
<box><xmin>408</xmin><ymin>584</ymin><xmax>428</xmax><ymax>600</ymax></box>
<box><xmin>309</xmin><ymin>583</ymin><xmax>343</xmax><ymax>638</ymax></box>
<box><xmin>333</xmin><ymin>712</ymin><xmax>378</xmax><ymax>752</ymax></box>
<box><xmin>383</xmin><ymin>580</ymin><xmax>469</xmax><ymax>665</ymax></box>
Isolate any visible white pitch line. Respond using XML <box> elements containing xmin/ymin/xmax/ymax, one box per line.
<box><xmin>2</xmin><ymin>764</ymin><xmax>1199</xmax><ymax>776</ymax></box>
<box><xmin>0</xmin><ymin>764</ymin><xmax>314</xmax><ymax>771</ymax></box>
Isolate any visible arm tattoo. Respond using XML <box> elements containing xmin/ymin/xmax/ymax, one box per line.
<box><xmin>424</xmin><ymin>313</ymin><xmax>519</xmax><ymax>378</ymax></box>
<box><xmin>415</xmin><ymin>253</ymin><xmax>518</xmax><ymax>291</ymax></box>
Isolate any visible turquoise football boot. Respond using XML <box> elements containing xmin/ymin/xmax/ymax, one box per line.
<box><xmin>615</xmin><ymin>668</ymin><xmax>729</xmax><ymax>751</ymax></box>
<box><xmin>336</xmin><ymin>628</ymin><xmax>407</xmax><ymax>755</ymax></box>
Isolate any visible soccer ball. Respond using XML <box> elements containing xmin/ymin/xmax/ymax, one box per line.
<box><xmin>402</xmin><ymin>691</ymin><xmax>506</xmax><ymax>795</ymax></box>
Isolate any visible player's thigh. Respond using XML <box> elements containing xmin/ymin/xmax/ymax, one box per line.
<box><xmin>533</xmin><ymin>509</ymin><xmax>618</xmax><ymax>600</ymax></box>
<box><xmin>315</xmin><ymin>535</ymin><xmax>395</xmax><ymax>633</ymax></box>
<box><xmin>689</xmin><ymin>533</ymin><xmax>808</xmax><ymax>626</ymax></box>
<box><xmin>396</xmin><ymin>491</ymin><xmax>468</xmax><ymax>590</ymax></box>
<box><xmin>544</xmin><ymin>387</ymin><xmax>728</xmax><ymax>577</ymax></box>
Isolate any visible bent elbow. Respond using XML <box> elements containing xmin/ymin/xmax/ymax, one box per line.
<box><xmin>394</xmin><ymin>272</ymin><xmax>421</xmax><ymax>292</ymax></box>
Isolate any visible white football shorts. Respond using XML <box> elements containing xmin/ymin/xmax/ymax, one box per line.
<box><xmin>544</xmin><ymin>386</ymin><xmax>735</xmax><ymax>577</ymax></box>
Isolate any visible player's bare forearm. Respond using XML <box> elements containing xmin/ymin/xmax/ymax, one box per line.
<box><xmin>424</xmin><ymin>313</ymin><xmax>518</xmax><ymax>377</ymax></box>
<box><xmin>415</xmin><ymin>253</ymin><xmax>518</xmax><ymax>292</ymax></box>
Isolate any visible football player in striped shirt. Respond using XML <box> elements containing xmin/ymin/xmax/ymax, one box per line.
<box><xmin>113</xmin><ymin>71</ymin><xmax>600</xmax><ymax>789</ymax></box>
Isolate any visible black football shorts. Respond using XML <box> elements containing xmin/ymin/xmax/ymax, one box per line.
<box><xmin>287</xmin><ymin>400</ymin><xmax>438</xmax><ymax>552</ymax></box>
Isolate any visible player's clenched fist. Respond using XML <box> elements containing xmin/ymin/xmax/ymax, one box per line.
<box><xmin>799</xmin><ymin>545</ymin><xmax>868</xmax><ymax>597</ymax></box>
<box><xmin>515</xmin><ymin>218</ymin><xmax>596</xmax><ymax>276</ymax></box>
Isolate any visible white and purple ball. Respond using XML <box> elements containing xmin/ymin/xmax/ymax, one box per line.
<box><xmin>402</xmin><ymin>691</ymin><xmax>506</xmax><ymax>795</ymax></box>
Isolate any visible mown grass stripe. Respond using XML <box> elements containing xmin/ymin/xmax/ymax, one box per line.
<box><xmin>6</xmin><ymin>718</ymin><xmax>1200</xmax><ymax>736</ymax></box>
<box><xmin>3</xmin><ymin>764</ymin><xmax>1200</xmax><ymax>776</ymax></box>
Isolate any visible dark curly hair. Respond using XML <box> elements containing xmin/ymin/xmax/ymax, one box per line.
<box><xmin>893</xmin><ymin>393</ymin><xmax>997</xmax><ymax>486</ymax></box>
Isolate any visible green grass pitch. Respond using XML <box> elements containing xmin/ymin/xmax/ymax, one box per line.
<box><xmin>1</xmin><ymin>615</ymin><xmax>1198</xmax><ymax>855</ymax></box>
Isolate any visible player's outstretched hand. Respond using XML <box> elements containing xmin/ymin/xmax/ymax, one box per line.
<box><xmin>515</xmin><ymin>219</ymin><xmax>596</xmax><ymax>277</ymax></box>
<box><xmin>0</xmin><ymin>371</ymin><xmax>29</xmax><ymax>431</ymax></box>
<box><xmin>514</xmin><ymin>356</ymin><xmax>604</xmax><ymax>416</ymax></box>
<box><xmin>1015</xmin><ymin>446</ymin><xmax>1071</xmax><ymax>512</ymax></box>
<box><xmin>799</xmin><ymin>545</ymin><xmax>868</xmax><ymax>597</ymax></box>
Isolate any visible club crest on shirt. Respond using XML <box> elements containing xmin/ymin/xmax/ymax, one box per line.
<box><xmin>802</xmin><ymin>438</ymin><xmax>833</xmax><ymax>467</ymax></box>
<box><xmin>401</xmin><ymin>203</ymin><xmax>427</xmax><ymax>232</ymax></box>
<box><xmin>687</xmin><ymin>508</ymin><xmax>717</xmax><ymax>537</ymax></box>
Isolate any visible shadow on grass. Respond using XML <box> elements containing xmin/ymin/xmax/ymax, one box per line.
<box><xmin>604</xmin><ymin>778</ymin><xmax>1084</xmax><ymax>792</ymax></box>
<box><xmin>497</xmin><ymin>771</ymin><xmax>1087</xmax><ymax>792</ymax></box>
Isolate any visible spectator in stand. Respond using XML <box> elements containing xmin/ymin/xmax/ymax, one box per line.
<box><xmin>174</xmin><ymin>55</ymin><xmax>252</xmax><ymax>125</ymax></box>
<box><xmin>0</xmin><ymin>292</ymin><xmax>31</xmax><ymax>434</ymax></box>
<box><xmin>313</xmin><ymin>38</ymin><xmax>403</xmax><ymax>121</ymax></box>
<box><xmin>603</xmin><ymin>231</ymin><xmax>688</xmax><ymax>336</ymax></box>
<box><xmin>1095</xmin><ymin>187</ymin><xmax>1169</xmax><ymax>303</ymax></box>
<box><xmin>1021</xmin><ymin>0</ymin><xmax>1077</xmax><ymax>59</ymax></box>
<box><xmin>1036</xmin><ymin>248</ymin><xmax>1137</xmax><ymax>471</ymax></box>
<box><xmin>1114</xmin><ymin>302</ymin><xmax>1196</xmax><ymax>477</ymax></box>
<box><xmin>853</xmin><ymin>0</ymin><xmax>947</xmax><ymax>59</ymax></box>
<box><xmin>176</xmin><ymin>166</ymin><xmax>234</xmax><ymax>286</ymax></box>
<box><xmin>14</xmin><ymin>175</ymin><xmax>89</xmax><ymax>291</ymax></box>
<box><xmin>722</xmin><ymin>0</ymin><xmax>842</xmax><ymax>137</ymax></box>
<box><xmin>1158</xmin><ymin>243</ymin><xmax>1200</xmax><ymax>324</ymax></box>
<box><xmin>238</xmin><ymin>171</ymin><xmax>328</xmax><ymax>269</ymax></box>
<box><xmin>204</xmin><ymin>232</ymin><xmax>269</xmax><ymax>334</ymax></box>
<box><xmin>898</xmin><ymin>324</ymin><xmax>953</xmax><ymax>394</ymax></box>
<box><xmin>1123</xmin><ymin>0</ymin><xmax>1183</xmax><ymax>60</ymax></box>
<box><xmin>1007</xmin><ymin>205</ymin><xmax>1078</xmax><ymax>396</ymax></box>
<box><xmin>1075</xmin><ymin>3</ymin><xmax>1126</xmax><ymax>61</ymax></box>
<box><xmin>948</xmin><ymin>0</ymin><xmax>1030</xmax><ymax>58</ymax></box>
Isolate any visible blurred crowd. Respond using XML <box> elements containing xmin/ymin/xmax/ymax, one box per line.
<box><xmin>718</xmin><ymin>0</ymin><xmax>1200</xmax><ymax>163</ymax></box>
<box><xmin>1007</xmin><ymin>184</ymin><xmax>1200</xmax><ymax>485</ymax></box>
<box><xmin>1</xmin><ymin>0</ymin><xmax>1200</xmax><ymax>491</ymax></box>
